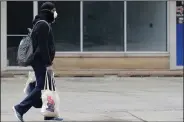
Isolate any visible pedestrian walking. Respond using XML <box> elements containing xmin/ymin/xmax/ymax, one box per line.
<box><xmin>13</xmin><ymin>2</ymin><xmax>63</xmax><ymax>122</ymax></box>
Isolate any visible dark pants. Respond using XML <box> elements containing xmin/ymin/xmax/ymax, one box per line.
<box><xmin>15</xmin><ymin>64</ymin><xmax>55</xmax><ymax>120</ymax></box>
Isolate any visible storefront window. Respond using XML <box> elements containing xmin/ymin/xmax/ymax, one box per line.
<box><xmin>5</xmin><ymin>1</ymin><xmax>169</xmax><ymax>67</ymax></box>
<box><xmin>7</xmin><ymin>1</ymin><xmax>33</xmax><ymax>35</ymax></box>
<box><xmin>7</xmin><ymin>1</ymin><xmax>33</xmax><ymax>66</ymax></box>
<box><xmin>38</xmin><ymin>1</ymin><xmax>80</xmax><ymax>51</ymax></box>
<box><xmin>127</xmin><ymin>1</ymin><xmax>167</xmax><ymax>51</ymax></box>
<box><xmin>83</xmin><ymin>1</ymin><xmax>124</xmax><ymax>51</ymax></box>
<box><xmin>7</xmin><ymin>36</ymin><xmax>23</xmax><ymax>66</ymax></box>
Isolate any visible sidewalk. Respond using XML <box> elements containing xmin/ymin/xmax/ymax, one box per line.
<box><xmin>1</xmin><ymin>77</ymin><xmax>183</xmax><ymax>121</ymax></box>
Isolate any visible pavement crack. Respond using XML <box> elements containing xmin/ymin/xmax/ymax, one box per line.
<box><xmin>126</xmin><ymin>111</ymin><xmax>148</xmax><ymax>122</ymax></box>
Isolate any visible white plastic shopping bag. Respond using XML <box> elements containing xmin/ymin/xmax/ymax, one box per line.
<box><xmin>41</xmin><ymin>70</ymin><xmax>60</xmax><ymax>117</ymax></box>
<box><xmin>23</xmin><ymin>71</ymin><xmax>36</xmax><ymax>94</ymax></box>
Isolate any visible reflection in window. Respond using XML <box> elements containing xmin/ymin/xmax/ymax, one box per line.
<box><xmin>127</xmin><ymin>1</ymin><xmax>167</xmax><ymax>51</ymax></box>
<box><xmin>83</xmin><ymin>1</ymin><xmax>124</xmax><ymax>51</ymax></box>
<box><xmin>7</xmin><ymin>1</ymin><xmax>33</xmax><ymax>34</ymax></box>
<box><xmin>38</xmin><ymin>1</ymin><xmax>80</xmax><ymax>51</ymax></box>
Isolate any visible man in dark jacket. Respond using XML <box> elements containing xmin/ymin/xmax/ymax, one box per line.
<box><xmin>12</xmin><ymin>2</ymin><xmax>62</xmax><ymax>122</ymax></box>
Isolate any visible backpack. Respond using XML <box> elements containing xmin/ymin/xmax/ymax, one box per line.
<box><xmin>17</xmin><ymin>20</ymin><xmax>50</xmax><ymax>67</ymax></box>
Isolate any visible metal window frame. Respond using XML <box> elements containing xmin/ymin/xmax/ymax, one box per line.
<box><xmin>1</xmin><ymin>1</ymin><xmax>7</xmax><ymax>71</ymax></box>
<box><xmin>124</xmin><ymin>1</ymin><xmax>127</xmax><ymax>52</ymax></box>
<box><xmin>1</xmin><ymin>1</ymin><xmax>171</xmax><ymax>71</ymax></box>
<box><xmin>56</xmin><ymin>0</ymin><xmax>169</xmax><ymax>56</ymax></box>
<box><xmin>33</xmin><ymin>1</ymin><xmax>38</xmax><ymax>18</ymax></box>
<box><xmin>80</xmin><ymin>1</ymin><xmax>83</xmax><ymax>52</ymax></box>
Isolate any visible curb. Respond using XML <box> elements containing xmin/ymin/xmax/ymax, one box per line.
<box><xmin>2</xmin><ymin>70</ymin><xmax>183</xmax><ymax>78</ymax></box>
<box><xmin>117</xmin><ymin>71</ymin><xmax>183</xmax><ymax>77</ymax></box>
<box><xmin>55</xmin><ymin>70</ymin><xmax>183</xmax><ymax>77</ymax></box>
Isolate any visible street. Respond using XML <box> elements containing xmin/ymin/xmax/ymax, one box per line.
<box><xmin>1</xmin><ymin>76</ymin><xmax>183</xmax><ymax>121</ymax></box>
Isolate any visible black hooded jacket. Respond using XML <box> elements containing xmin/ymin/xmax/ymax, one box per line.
<box><xmin>31</xmin><ymin>11</ymin><xmax>55</xmax><ymax>67</ymax></box>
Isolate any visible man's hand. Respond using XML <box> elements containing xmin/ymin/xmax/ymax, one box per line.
<box><xmin>46</xmin><ymin>65</ymin><xmax>54</xmax><ymax>79</ymax></box>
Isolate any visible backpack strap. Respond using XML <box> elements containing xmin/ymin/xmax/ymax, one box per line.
<box><xmin>31</xmin><ymin>20</ymin><xmax>51</xmax><ymax>35</ymax></box>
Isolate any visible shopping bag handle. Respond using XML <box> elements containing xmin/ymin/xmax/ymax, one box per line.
<box><xmin>44</xmin><ymin>71</ymin><xmax>50</xmax><ymax>90</ymax></box>
<box><xmin>51</xmin><ymin>72</ymin><xmax>57</xmax><ymax>91</ymax></box>
<box><xmin>44</xmin><ymin>70</ymin><xmax>56</xmax><ymax>91</ymax></box>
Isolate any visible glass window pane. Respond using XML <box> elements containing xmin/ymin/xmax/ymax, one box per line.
<box><xmin>127</xmin><ymin>1</ymin><xmax>167</xmax><ymax>51</ymax></box>
<box><xmin>83</xmin><ymin>1</ymin><xmax>124</xmax><ymax>51</ymax></box>
<box><xmin>7</xmin><ymin>36</ymin><xmax>23</xmax><ymax>66</ymax></box>
<box><xmin>7</xmin><ymin>1</ymin><xmax>33</xmax><ymax>34</ymax></box>
<box><xmin>38</xmin><ymin>1</ymin><xmax>80</xmax><ymax>51</ymax></box>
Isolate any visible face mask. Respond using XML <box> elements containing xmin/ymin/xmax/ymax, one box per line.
<box><xmin>54</xmin><ymin>11</ymin><xmax>58</xmax><ymax>19</ymax></box>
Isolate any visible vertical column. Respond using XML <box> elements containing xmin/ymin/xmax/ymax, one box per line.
<box><xmin>169</xmin><ymin>1</ymin><xmax>177</xmax><ymax>69</ymax></box>
<box><xmin>124</xmin><ymin>1</ymin><xmax>127</xmax><ymax>52</ymax></box>
<box><xmin>80</xmin><ymin>1</ymin><xmax>83</xmax><ymax>52</ymax></box>
<box><xmin>1</xmin><ymin>1</ymin><xmax>7</xmax><ymax>71</ymax></box>
<box><xmin>33</xmin><ymin>1</ymin><xmax>38</xmax><ymax>18</ymax></box>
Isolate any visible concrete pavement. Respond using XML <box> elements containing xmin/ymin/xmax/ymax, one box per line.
<box><xmin>1</xmin><ymin>77</ymin><xmax>183</xmax><ymax>121</ymax></box>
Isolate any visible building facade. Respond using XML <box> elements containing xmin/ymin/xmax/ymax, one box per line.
<box><xmin>1</xmin><ymin>1</ymin><xmax>183</xmax><ymax>71</ymax></box>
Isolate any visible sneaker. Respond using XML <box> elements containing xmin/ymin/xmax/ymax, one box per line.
<box><xmin>12</xmin><ymin>106</ymin><xmax>24</xmax><ymax>122</ymax></box>
<box><xmin>51</xmin><ymin>117</ymin><xmax>63</xmax><ymax>121</ymax></box>
<box><xmin>44</xmin><ymin>117</ymin><xmax>63</xmax><ymax>121</ymax></box>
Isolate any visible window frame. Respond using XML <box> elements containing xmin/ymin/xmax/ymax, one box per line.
<box><xmin>126</xmin><ymin>1</ymin><xmax>168</xmax><ymax>52</ymax></box>
<box><xmin>82</xmin><ymin>1</ymin><xmax>125</xmax><ymax>52</ymax></box>
<box><xmin>36</xmin><ymin>1</ymin><xmax>169</xmax><ymax>54</ymax></box>
<box><xmin>1</xmin><ymin>1</ymin><xmax>170</xmax><ymax>70</ymax></box>
<box><xmin>5</xmin><ymin>1</ymin><xmax>35</xmax><ymax>67</ymax></box>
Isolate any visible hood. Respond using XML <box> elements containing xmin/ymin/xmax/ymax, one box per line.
<box><xmin>32</xmin><ymin>15</ymin><xmax>41</xmax><ymax>25</ymax></box>
<box><xmin>32</xmin><ymin>2</ymin><xmax>56</xmax><ymax>26</ymax></box>
<box><xmin>32</xmin><ymin>11</ymin><xmax>54</xmax><ymax>25</ymax></box>
<box><xmin>39</xmin><ymin>2</ymin><xmax>56</xmax><ymax>23</ymax></box>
